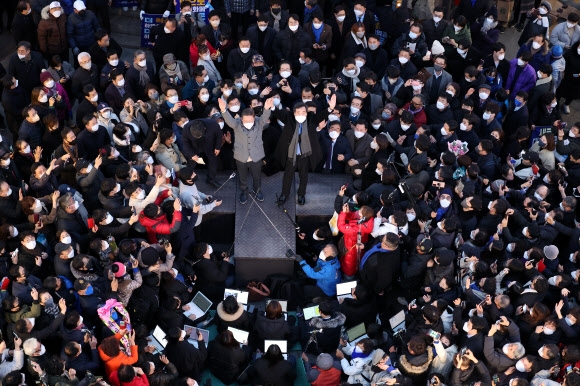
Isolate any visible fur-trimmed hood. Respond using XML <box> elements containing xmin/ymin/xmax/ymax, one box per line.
<box><xmin>525</xmin><ymin>37</ymin><xmax>550</xmax><ymax>55</ymax></box>
<box><xmin>310</xmin><ymin>312</ymin><xmax>346</xmax><ymax>329</ymax></box>
<box><xmin>216</xmin><ymin>301</ymin><xmax>244</xmax><ymax>322</ymax></box>
<box><xmin>398</xmin><ymin>349</ymin><xmax>433</xmax><ymax>375</ymax></box>
<box><xmin>41</xmin><ymin>5</ymin><xmax>58</xmax><ymax>20</ymax></box>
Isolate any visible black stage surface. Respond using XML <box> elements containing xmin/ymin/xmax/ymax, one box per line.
<box><xmin>194</xmin><ymin>171</ymin><xmax>352</xmax><ymax>284</ymax></box>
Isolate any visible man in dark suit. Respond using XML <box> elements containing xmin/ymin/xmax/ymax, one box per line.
<box><xmin>181</xmin><ymin>119</ymin><xmax>223</xmax><ymax>188</ymax></box>
<box><xmin>318</xmin><ymin>121</ymin><xmax>352</xmax><ymax>174</ymax></box>
<box><xmin>88</xmin><ymin>29</ymin><xmax>123</xmax><ymax>73</ymax></box>
<box><xmin>422</xmin><ymin>7</ymin><xmax>448</xmax><ymax>47</ymax></box>
<box><xmin>246</xmin><ymin>15</ymin><xmax>277</xmax><ymax>68</ymax></box>
<box><xmin>104</xmin><ymin>69</ymin><xmax>134</xmax><ymax>116</ymax></box>
<box><xmin>273</xmin><ymin>95</ymin><xmax>335</xmax><ymax>205</ymax></box>
<box><xmin>447</xmin><ymin>39</ymin><xmax>482</xmax><ymax>82</ymax></box>
<box><xmin>344</xmin><ymin>0</ymin><xmax>375</xmax><ymax>35</ymax></box>
<box><xmin>482</xmin><ymin>42</ymin><xmax>510</xmax><ymax>88</ymax></box>
<box><xmin>359</xmin><ymin>232</ymin><xmax>401</xmax><ymax>296</ymax></box>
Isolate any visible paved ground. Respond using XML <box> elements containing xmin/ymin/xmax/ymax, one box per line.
<box><xmin>0</xmin><ymin>8</ymin><xmax>578</xmax><ymax>122</ymax></box>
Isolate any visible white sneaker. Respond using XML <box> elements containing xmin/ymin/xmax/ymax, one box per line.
<box><xmin>563</xmin><ymin>104</ymin><xmax>571</xmax><ymax>114</ymax></box>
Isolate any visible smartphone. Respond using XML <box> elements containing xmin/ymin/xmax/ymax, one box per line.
<box><xmin>12</xmin><ymin>332</ymin><xmax>18</xmax><ymax>339</ymax></box>
<box><xmin>87</xmin><ymin>218</ymin><xmax>95</xmax><ymax>229</ymax></box>
<box><xmin>574</xmin><ymin>74</ymin><xmax>579</xmax><ymax>78</ymax></box>
<box><xmin>432</xmin><ymin>181</ymin><xmax>445</xmax><ymax>188</ymax></box>
<box><xmin>99</xmin><ymin>148</ymin><xmax>107</xmax><ymax>157</ymax></box>
<box><xmin>567</xmin><ymin>365</ymin><xmax>573</xmax><ymax>374</ymax></box>
<box><xmin>427</xmin><ymin>329</ymin><xmax>441</xmax><ymax>340</ymax></box>
<box><xmin>561</xmin><ymin>122</ymin><xmax>568</xmax><ymax>129</ymax></box>
<box><xmin>409</xmin><ymin>299</ymin><xmax>417</xmax><ymax>306</ymax></box>
<box><xmin>33</xmin><ymin>214</ymin><xmax>40</xmax><ymax>223</ymax></box>
<box><xmin>553</xmin><ymin>365</ymin><xmax>560</xmax><ymax>374</ymax></box>
<box><xmin>492</xmin><ymin>374</ymin><xmax>500</xmax><ymax>384</ymax></box>
<box><xmin>180</xmin><ymin>101</ymin><xmax>188</xmax><ymax>107</ymax></box>
<box><xmin>460</xmin><ymin>347</ymin><xmax>467</xmax><ymax>356</ymax></box>
<box><xmin>479</xmin><ymin>298</ymin><xmax>487</xmax><ymax>307</ymax></box>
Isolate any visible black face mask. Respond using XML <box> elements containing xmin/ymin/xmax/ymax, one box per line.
<box><xmin>253</xmin><ymin>106</ymin><xmax>263</xmax><ymax>116</ymax></box>
<box><xmin>254</xmin><ymin>66</ymin><xmax>264</xmax><ymax>73</ymax></box>
<box><xmin>184</xmin><ymin>175</ymin><xmax>199</xmax><ymax>186</ymax></box>
<box><xmin>271</xmin><ymin>7</ymin><xmax>281</xmax><ymax>14</ymax></box>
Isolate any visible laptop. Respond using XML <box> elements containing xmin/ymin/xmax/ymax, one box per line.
<box><xmin>228</xmin><ymin>327</ymin><xmax>249</xmax><ymax>346</ymax></box>
<box><xmin>336</xmin><ymin>281</ymin><xmax>357</xmax><ymax>301</ymax></box>
<box><xmin>183</xmin><ymin>292</ymin><xmax>213</xmax><ymax>320</ymax></box>
<box><xmin>389</xmin><ymin>310</ymin><xmax>406</xmax><ymax>333</ymax></box>
<box><xmin>265</xmin><ymin>299</ymin><xmax>288</xmax><ymax>320</ymax></box>
<box><xmin>346</xmin><ymin>322</ymin><xmax>368</xmax><ymax>344</ymax></box>
<box><xmin>224</xmin><ymin>289</ymin><xmax>254</xmax><ymax>313</ymax></box>
<box><xmin>265</xmin><ymin>340</ymin><xmax>288</xmax><ymax>359</ymax></box>
<box><xmin>148</xmin><ymin>325</ymin><xmax>168</xmax><ymax>353</ymax></box>
<box><xmin>303</xmin><ymin>305</ymin><xmax>320</xmax><ymax>320</ymax></box>
<box><xmin>184</xmin><ymin>325</ymin><xmax>210</xmax><ymax>349</ymax></box>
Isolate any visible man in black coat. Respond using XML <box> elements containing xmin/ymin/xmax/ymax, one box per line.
<box><xmin>165</xmin><ymin>327</ymin><xmax>207</xmax><ymax>381</ymax></box>
<box><xmin>2</xmin><ymin>75</ymin><xmax>28</xmax><ymax>136</ymax></box>
<box><xmin>317</xmin><ymin>122</ymin><xmax>353</xmax><ymax>174</ymax></box>
<box><xmin>226</xmin><ymin>37</ymin><xmax>259</xmax><ymax>79</ymax></box>
<box><xmin>7</xmin><ymin>41</ymin><xmax>44</xmax><ymax>96</ymax></box>
<box><xmin>343</xmin><ymin>0</ymin><xmax>375</xmax><ymax>35</ymax></box>
<box><xmin>150</xmin><ymin>18</ymin><xmax>188</xmax><ymax>71</ymax></box>
<box><xmin>359</xmin><ymin>232</ymin><xmax>401</xmax><ymax>296</ymax></box>
<box><xmin>76</xmin><ymin>115</ymin><xmax>112</xmax><ymax>160</ymax></box>
<box><xmin>0</xmin><ymin>181</ymin><xmax>25</xmax><ymax>224</ymax></box>
<box><xmin>71</xmin><ymin>52</ymin><xmax>100</xmax><ymax>101</ymax></box>
<box><xmin>88</xmin><ymin>29</ymin><xmax>123</xmax><ymax>73</ymax></box>
<box><xmin>502</xmin><ymin>91</ymin><xmax>529</xmax><ymax>137</ymax></box>
<box><xmin>423</xmin><ymin>7</ymin><xmax>448</xmax><ymax>47</ymax></box>
<box><xmin>246</xmin><ymin>16</ymin><xmax>277</xmax><ymax>67</ymax></box>
<box><xmin>273</xmin><ymin>16</ymin><xmax>312</xmax><ymax>73</ymax></box>
<box><xmin>181</xmin><ymin>119</ymin><xmax>223</xmax><ymax>187</ymax></box>
<box><xmin>272</xmin><ymin>95</ymin><xmax>334</xmax><ymax>205</ymax></box>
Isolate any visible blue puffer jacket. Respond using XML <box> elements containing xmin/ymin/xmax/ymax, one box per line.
<box><xmin>300</xmin><ymin>257</ymin><xmax>341</xmax><ymax>296</ymax></box>
<box><xmin>66</xmin><ymin>9</ymin><xmax>100</xmax><ymax>50</ymax></box>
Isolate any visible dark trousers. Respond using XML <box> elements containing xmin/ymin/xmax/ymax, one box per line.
<box><xmin>0</xmin><ymin>0</ymin><xmax>17</xmax><ymax>30</ymax></box>
<box><xmin>236</xmin><ymin>158</ymin><xmax>262</xmax><ymax>192</ymax></box>
<box><xmin>230</xmin><ymin>11</ymin><xmax>250</xmax><ymax>41</ymax></box>
<box><xmin>87</xmin><ymin>4</ymin><xmax>111</xmax><ymax>33</ymax></box>
<box><xmin>188</xmin><ymin>151</ymin><xmax>219</xmax><ymax>183</ymax></box>
<box><xmin>282</xmin><ymin>155</ymin><xmax>309</xmax><ymax>196</ymax></box>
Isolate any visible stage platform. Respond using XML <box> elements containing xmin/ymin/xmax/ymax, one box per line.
<box><xmin>194</xmin><ymin>170</ymin><xmax>352</xmax><ymax>284</ymax></box>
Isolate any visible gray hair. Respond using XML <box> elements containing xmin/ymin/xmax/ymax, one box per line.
<box><xmin>77</xmin><ymin>52</ymin><xmax>90</xmax><ymax>62</ymax></box>
<box><xmin>134</xmin><ymin>50</ymin><xmax>146</xmax><ymax>59</ymax></box>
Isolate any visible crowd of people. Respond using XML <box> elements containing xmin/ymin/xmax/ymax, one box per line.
<box><xmin>0</xmin><ymin>0</ymin><xmax>579</xmax><ymax>385</ymax></box>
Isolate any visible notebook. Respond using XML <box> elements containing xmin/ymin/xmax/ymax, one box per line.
<box><xmin>336</xmin><ymin>281</ymin><xmax>357</xmax><ymax>301</ymax></box>
<box><xmin>228</xmin><ymin>327</ymin><xmax>249</xmax><ymax>346</ymax></box>
<box><xmin>265</xmin><ymin>340</ymin><xmax>288</xmax><ymax>359</ymax></box>
<box><xmin>182</xmin><ymin>292</ymin><xmax>212</xmax><ymax>320</ymax></box>
<box><xmin>346</xmin><ymin>322</ymin><xmax>368</xmax><ymax>344</ymax></box>
<box><xmin>185</xmin><ymin>325</ymin><xmax>210</xmax><ymax>349</ymax></box>
<box><xmin>224</xmin><ymin>289</ymin><xmax>249</xmax><ymax>304</ymax></box>
<box><xmin>389</xmin><ymin>310</ymin><xmax>406</xmax><ymax>333</ymax></box>
<box><xmin>147</xmin><ymin>325</ymin><xmax>168</xmax><ymax>353</ymax></box>
<box><xmin>303</xmin><ymin>305</ymin><xmax>320</xmax><ymax>320</ymax></box>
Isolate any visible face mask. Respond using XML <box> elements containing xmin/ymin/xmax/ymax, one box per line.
<box><xmin>210</xmin><ymin>19</ymin><xmax>220</xmax><ymax>27</ymax></box>
<box><xmin>548</xmin><ymin>276</ymin><xmax>558</xmax><ymax>286</ymax></box>
<box><xmin>406</xmin><ymin>212</ymin><xmax>416</xmax><ymax>221</ymax></box>
<box><xmin>506</xmin><ymin>243</ymin><xmax>515</xmax><ymax>252</ymax></box>
<box><xmin>100</xmin><ymin>110</ymin><xmax>112</xmax><ymax>119</ymax></box>
<box><xmin>570</xmin><ymin>130</ymin><xmax>577</xmax><ymax>138</ymax></box>
<box><xmin>565</xmin><ymin>316</ymin><xmax>574</xmax><ymax>326</ymax></box>
<box><xmin>17</xmin><ymin>53</ymin><xmax>26</xmax><ymax>60</ymax></box>
<box><xmin>534</xmin><ymin>192</ymin><xmax>543</xmax><ymax>201</ymax></box>
<box><xmin>67</xmin><ymin>249</ymin><xmax>74</xmax><ymax>259</ymax></box>
<box><xmin>369</xmin><ymin>43</ymin><xmax>378</xmax><ymax>50</ymax></box>
<box><xmin>355</xmin><ymin>60</ymin><xmax>364</xmax><ymax>68</ymax></box>
<box><xmin>313</xmin><ymin>231</ymin><xmax>322</xmax><ymax>240</ymax></box>
<box><xmin>454</xmin><ymin>25</ymin><xmax>462</xmax><ymax>32</ymax></box>
<box><xmin>399</xmin><ymin>57</ymin><xmax>409</xmax><ymax>64</ymax></box>
<box><xmin>295</xmin><ymin>115</ymin><xmax>307</xmax><ymax>123</ymax></box>
<box><xmin>382</xmin><ymin>112</ymin><xmax>391</xmax><ymax>120</ymax></box>
<box><xmin>433</xmin><ymin>16</ymin><xmax>442</xmax><ymax>22</ymax></box>
<box><xmin>463</xmin><ymin>321</ymin><xmax>471</xmax><ymax>332</ymax></box>
<box><xmin>62</xmin><ymin>236</ymin><xmax>71</xmax><ymax>244</ymax></box>
<box><xmin>458</xmin><ymin>124</ymin><xmax>469</xmax><ymax>133</ymax></box>
<box><xmin>229</xmin><ymin>105</ymin><xmax>240</xmax><ymax>113</ymax></box>
<box><xmin>437</xmin><ymin>221</ymin><xmax>444</xmax><ymax>230</ymax></box>
<box><xmin>401</xmin><ymin>124</ymin><xmax>410</xmax><ymax>131</ymax></box>
<box><xmin>90</xmin><ymin>94</ymin><xmax>98</xmax><ymax>102</ymax></box>
<box><xmin>33</xmin><ymin>200</ymin><xmax>42</xmax><ymax>214</ymax></box>
<box><xmin>289</xmin><ymin>25</ymin><xmax>299</xmax><ymax>32</ymax></box>
<box><xmin>479</xmin><ymin>92</ymin><xmax>489</xmax><ymax>100</ymax></box>
<box><xmin>138</xmin><ymin>59</ymin><xmax>147</xmax><ymax>67</ymax></box>
<box><xmin>240</xmin><ymin>47</ymin><xmax>250</xmax><ymax>54</ymax></box>
<box><xmin>328</xmin><ymin>114</ymin><xmax>339</xmax><ymax>122</ymax></box>
<box><xmin>318</xmin><ymin>250</ymin><xmax>326</xmax><ymax>261</ymax></box>
<box><xmin>434</xmin><ymin>64</ymin><xmax>443</xmax><ymax>72</ymax></box>
<box><xmin>280</xmin><ymin>71</ymin><xmax>291</xmax><ymax>79</ymax></box>
<box><xmin>502</xmin><ymin>345</ymin><xmax>510</xmax><ymax>355</ymax></box>
<box><xmin>346</xmin><ymin>69</ymin><xmax>356</xmax><ymax>76</ymax></box>
<box><xmin>440</xmin><ymin>199</ymin><xmax>451</xmax><ymax>208</ymax></box>
<box><xmin>354</xmin><ymin>131</ymin><xmax>365</xmax><ymax>139</ymax></box>
<box><xmin>104</xmin><ymin>213</ymin><xmax>113</xmax><ymax>225</ymax></box>
<box><xmin>109</xmin><ymin>59</ymin><xmax>119</xmax><ymax>66</ymax></box>
<box><xmin>336</xmin><ymin>15</ymin><xmax>345</xmax><ymax>22</ymax></box>
<box><xmin>45</xmin><ymin>79</ymin><xmax>55</xmax><ymax>89</ymax></box>
<box><xmin>496</xmin><ymin>54</ymin><xmax>505</xmax><ymax>61</ymax></box>
<box><xmin>116</xmin><ymin>78</ymin><xmax>125</xmax><ymax>87</ymax></box>
<box><xmin>0</xmin><ymin>158</ymin><xmax>10</xmax><ymax>167</ymax></box>
<box><xmin>350</xmin><ymin>106</ymin><xmax>360</xmax><ymax>114</ymax></box>
<box><xmin>39</xmin><ymin>94</ymin><xmax>48</xmax><ymax>103</ymax></box>
<box><xmin>248</xmin><ymin>88</ymin><xmax>259</xmax><ymax>95</ymax></box>
<box><xmin>440</xmin><ymin>127</ymin><xmax>448</xmax><ymax>136</ymax></box>
<box><xmin>273</xmin><ymin>98</ymin><xmax>281</xmax><ymax>106</ymax></box>
<box><xmin>372</xmin><ymin>123</ymin><xmax>381</xmax><ymax>130</ymax></box>
<box><xmin>234</xmin><ymin>82</ymin><xmax>243</xmax><ymax>89</ymax></box>
<box><xmin>200</xmin><ymin>93</ymin><xmax>210</xmax><ymax>102</ymax></box>
<box><xmin>51</xmin><ymin>10</ymin><xmax>62</xmax><ymax>17</ymax></box>
<box><xmin>370</xmin><ymin>141</ymin><xmax>378</xmax><ymax>149</ymax></box>
<box><xmin>412</xmin><ymin>84</ymin><xmax>422</xmax><ymax>91</ymax></box>
<box><xmin>483</xmin><ymin>112</ymin><xmax>491</xmax><ymax>120</ymax></box>
<box><xmin>515</xmin><ymin>360</ymin><xmax>526</xmax><ymax>372</ymax></box>
<box><xmin>164</xmin><ymin>27</ymin><xmax>171</xmax><ymax>34</ymax></box>
<box><xmin>517</xmin><ymin>58</ymin><xmax>525</xmax><ymax>66</ymax></box>
<box><xmin>312</xmin><ymin>22</ymin><xmax>323</xmax><ymax>29</ymax></box>
<box><xmin>329</xmin><ymin>131</ymin><xmax>339</xmax><ymax>139</ymax></box>
<box><xmin>487</xmin><ymin>17</ymin><xmax>494</xmax><ymax>23</ymax></box>
<box><xmin>146</xmin><ymin>156</ymin><xmax>154</xmax><ymax>164</ymax></box>
<box><xmin>543</xmin><ymin>327</ymin><xmax>555</xmax><ymax>335</ymax></box>
<box><xmin>523</xmin><ymin>251</ymin><xmax>529</xmax><ymax>259</ymax></box>
<box><xmin>522</xmin><ymin>227</ymin><xmax>529</xmax><ymax>237</ymax></box>
<box><xmin>23</xmin><ymin>145</ymin><xmax>31</xmax><ymax>154</ymax></box>
<box><xmin>243</xmin><ymin>122</ymin><xmax>254</xmax><ymax>130</ymax></box>
<box><xmin>168</xmin><ymin>95</ymin><xmax>179</xmax><ymax>104</ymax></box>
<box><xmin>258</xmin><ymin>25</ymin><xmax>267</xmax><ymax>32</ymax></box>
<box><xmin>24</xmin><ymin>240</ymin><xmax>37</xmax><ymax>250</ymax></box>
<box><xmin>539</xmin><ymin>7</ymin><xmax>548</xmax><ymax>14</ymax></box>
<box><xmin>89</xmin><ymin>124</ymin><xmax>99</xmax><ymax>132</ymax></box>
<box><xmin>375</xmin><ymin>168</ymin><xmax>382</xmax><ymax>176</ymax></box>
<box><xmin>446</xmin><ymin>89</ymin><xmax>455</xmax><ymax>97</ymax></box>
<box><xmin>81</xmin><ymin>62</ymin><xmax>92</xmax><ymax>70</ymax></box>
<box><xmin>571</xmin><ymin>253</ymin><xmax>576</xmax><ymax>262</ymax></box>
<box><xmin>514</xmin><ymin>99</ymin><xmax>523</xmax><ymax>107</ymax></box>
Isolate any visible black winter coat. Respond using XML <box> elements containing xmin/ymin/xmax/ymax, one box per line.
<box><xmin>207</xmin><ymin>340</ymin><xmax>248</xmax><ymax>385</ymax></box>
<box><xmin>164</xmin><ymin>340</ymin><xmax>207</xmax><ymax>380</ymax></box>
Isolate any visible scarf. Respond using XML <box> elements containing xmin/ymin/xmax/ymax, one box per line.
<box><xmin>312</xmin><ymin>23</ymin><xmax>323</xmax><ymax>43</ymax></box>
<box><xmin>480</xmin><ymin>19</ymin><xmax>498</xmax><ymax>34</ymax></box>
<box><xmin>133</xmin><ymin>62</ymin><xmax>150</xmax><ymax>87</ymax></box>
<box><xmin>113</xmin><ymin>136</ymin><xmax>128</xmax><ymax>147</ymax></box>
<box><xmin>164</xmin><ymin>63</ymin><xmax>182</xmax><ymax>79</ymax></box>
<box><xmin>351</xmin><ymin>346</ymin><xmax>371</xmax><ymax>360</ymax></box>
<box><xmin>271</xmin><ymin>10</ymin><xmax>282</xmax><ymax>31</ymax></box>
<box><xmin>350</xmin><ymin>31</ymin><xmax>368</xmax><ymax>48</ymax></box>
<box><xmin>43</xmin><ymin>300</ymin><xmax>60</xmax><ymax>317</ymax></box>
<box><xmin>435</xmin><ymin>206</ymin><xmax>449</xmax><ymax>221</ymax></box>
<box><xmin>360</xmin><ymin>243</ymin><xmax>389</xmax><ymax>269</ymax></box>
<box><xmin>97</xmin><ymin>299</ymin><xmax>133</xmax><ymax>355</ymax></box>
<box><xmin>288</xmin><ymin>121</ymin><xmax>312</xmax><ymax>165</ymax></box>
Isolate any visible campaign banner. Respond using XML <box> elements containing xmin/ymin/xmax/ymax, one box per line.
<box><xmin>112</xmin><ymin>0</ymin><xmax>139</xmax><ymax>7</ymax></box>
<box><xmin>175</xmin><ymin>0</ymin><xmax>208</xmax><ymax>14</ymax></box>
<box><xmin>141</xmin><ymin>13</ymin><xmax>175</xmax><ymax>48</ymax></box>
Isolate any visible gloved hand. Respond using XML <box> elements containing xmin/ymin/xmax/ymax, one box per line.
<box><xmin>72</xmin><ymin>47</ymin><xmax>80</xmax><ymax>56</ymax></box>
<box><xmin>163</xmin><ymin>10</ymin><xmax>170</xmax><ymax>17</ymax></box>
<box><xmin>139</xmin><ymin>10</ymin><xmax>144</xmax><ymax>20</ymax></box>
<box><xmin>294</xmin><ymin>254</ymin><xmax>304</xmax><ymax>263</ymax></box>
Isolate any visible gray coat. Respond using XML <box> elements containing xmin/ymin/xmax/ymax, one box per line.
<box><xmin>221</xmin><ymin>108</ymin><xmax>272</xmax><ymax>163</ymax></box>
<box><xmin>155</xmin><ymin>143</ymin><xmax>187</xmax><ymax>172</ymax></box>
<box><xmin>549</xmin><ymin>21</ymin><xmax>580</xmax><ymax>50</ymax></box>
<box><xmin>345</xmin><ymin>130</ymin><xmax>373</xmax><ymax>168</ymax></box>
<box><xmin>423</xmin><ymin>68</ymin><xmax>454</xmax><ymax>104</ymax></box>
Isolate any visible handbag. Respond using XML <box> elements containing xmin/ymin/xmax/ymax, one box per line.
<box><xmin>246</xmin><ymin>281</ymin><xmax>271</xmax><ymax>302</ymax></box>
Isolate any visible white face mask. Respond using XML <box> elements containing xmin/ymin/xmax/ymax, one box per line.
<box><xmin>312</xmin><ymin>231</ymin><xmax>322</xmax><ymax>240</ymax></box>
<box><xmin>295</xmin><ymin>115</ymin><xmax>307</xmax><ymax>123</ymax></box>
<box><xmin>440</xmin><ymin>199</ymin><xmax>451</xmax><ymax>208</ymax></box>
<box><xmin>372</xmin><ymin>123</ymin><xmax>381</xmax><ymax>130</ymax></box>
<box><xmin>515</xmin><ymin>360</ymin><xmax>526</xmax><ymax>372</ymax></box>
<box><xmin>406</xmin><ymin>212</ymin><xmax>416</xmax><ymax>221</ymax></box>
<box><xmin>229</xmin><ymin>105</ymin><xmax>240</xmax><ymax>113</ymax></box>
<box><xmin>136</xmin><ymin>190</ymin><xmax>146</xmax><ymax>200</ymax></box>
<box><xmin>454</xmin><ymin>25</ymin><xmax>462</xmax><ymax>32</ymax></box>
<box><xmin>440</xmin><ymin>127</ymin><xmax>448</xmax><ymax>136</ymax></box>
<box><xmin>460</xmin><ymin>123</ymin><xmax>468</xmax><ymax>131</ymax></box>
<box><xmin>102</xmin><ymin>110</ymin><xmax>111</xmax><ymax>119</ymax></box>
<box><xmin>90</xmin><ymin>124</ymin><xmax>99</xmax><ymax>132</ymax></box>
<box><xmin>313</xmin><ymin>22</ymin><xmax>322</xmax><ymax>29</ymax></box>
<box><xmin>45</xmin><ymin>80</ymin><xmax>55</xmax><ymax>89</ymax></box>
<box><xmin>328</xmin><ymin>114</ymin><xmax>339</xmax><ymax>122</ymax></box>
<box><xmin>243</xmin><ymin>122</ymin><xmax>254</xmax><ymax>130</ymax></box>
<box><xmin>168</xmin><ymin>95</ymin><xmax>179</xmax><ymax>104</ymax></box>
<box><xmin>109</xmin><ymin>59</ymin><xmax>119</xmax><ymax>66</ymax></box>
<box><xmin>570</xmin><ymin>253</ymin><xmax>576</xmax><ymax>263</ymax></box>
<box><xmin>398</xmin><ymin>57</ymin><xmax>409</xmax><ymax>64</ymax></box>
<box><xmin>355</xmin><ymin>60</ymin><xmax>364</xmax><ymax>68</ymax></box>
<box><xmin>534</xmin><ymin>192</ymin><xmax>543</xmax><ymax>201</ymax></box>
<box><xmin>517</xmin><ymin>58</ymin><xmax>525</xmax><ymax>66</ymax></box>
<box><xmin>506</xmin><ymin>243</ymin><xmax>515</xmax><ymax>252</ymax></box>
<box><xmin>401</xmin><ymin>124</ymin><xmax>410</xmax><ymax>131</ymax></box>
<box><xmin>436</xmin><ymin>101</ymin><xmax>445</xmax><ymax>110</ymax></box>
<box><xmin>479</xmin><ymin>92</ymin><xmax>489</xmax><ymax>100</ymax></box>
<box><xmin>522</xmin><ymin>227</ymin><xmax>528</xmax><ymax>237</ymax></box>
<box><xmin>23</xmin><ymin>145</ymin><xmax>31</xmax><ymax>154</ymax></box>
<box><xmin>567</xmin><ymin>22</ymin><xmax>576</xmax><ymax>28</ymax></box>
<box><xmin>138</xmin><ymin>60</ymin><xmax>147</xmax><ymax>67</ymax></box>
<box><xmin>39</xmin><ymin>94</ymin><xmax>48</xmax><ymax>103</ymax></box>
<box><xmin>219</xmin><ymin>121</ymin><xmax>225</xmax><ymax>129</ymax></box>
<box><xmin>346</xmin><ymin>69</ymin><xmax>356</xmax><ymax>76</ymax></box>
<box><xmin>523</xmin><ymin>251</ymin><xmax>529</xmax><ymax>259</ymax></box>
<box><xmin>62</xmin><ymin>236</ymin><xmax>71</xmax><ymax>244</ymax></box>
<box><xmin>90</xmin><ymin>95</ymin><xmax>98</xmax><ymax>102</ymax></box>
<box><xmin>463</xmin><ymin>321</ymin><xmax>471</xmax><ymax>332</ymax></box>
<box><xmin>200</xmin><ymin>94</ymin><xmax>210</xmax><ymax>102</ymax></box>
<box><xmin>280</xmin><ymin>71</ymin><xmax>291</xmax><ymax>79</ymax></box>
<box><xmin>329</xmin><ymin>131</ymin><xmax>339</xmax><ymax>139</ymax></box>
<box><xmin>336</xmin><ymin>15</ymin><xmax>345</xmax><ymax>22</ymax></box>
<box><xmin>52</xmin><ymin>10</ymin><xmax>62</xmax><ymax>17</ymax></box>
<box><xmin>483</xmin><ymin>112</ymin><xmax>491</xmax><ymax>120</ymax></box>
<box><xmin>81</xmin><ymin>62</ymin><xmax>92</xmax><ymax>70</ymax></box>
<box><xmin>539</xmin><ymin>7</ymin><xmax>548</xmax><ymax>14</ymax></box>
<box><xmin>543</xmin><ymin>327</ymin><xmax>555</xmax><ymax>335</ymax></box>
<box><xmin>32</xmin><ymin>200</ymin><xmax>43</xmax><ymax>214</ymax></box>
<box><xmin>146</xmin><ymin>156</ymin><xmax>154</xmax><ymax>164</ymax></box>
<box><xmin>498</xmin><ymin>53</ymin><xmax>505</xmax><ymax>60</ymax></box>
<box><xmin>164</xmin><ymin>27</ymin><xmax>171</xmax><ymax>34</ymax></box>
<box><xmin>258</xmin><ymin>25</ymin><xmax>267</xmax><ymax>31</ymax></box>
<box><xmin>273</xmin><ymin>98</ymin><xmax>281</xmax><ymax>106</ymax></box>
<box><xmin>68</xmin><ymin>249</ymin><xmax>74</xmax><ymax>259</ymax></box>
<box><xmin>222</xmin><ymin>89</ymin><xmax>232</xmax><ymax>97</ymax></box>
<box><xmin>532</xmin><ymin>41</ymin><xmax>542</xmax><ymax>50</ymax></box>
<box><xmin>180</xmin><ymin>329</ymin><xmax>187</xmax><ymax>340</ymax></box>
<box><xmin>375</xmin><ymin>168</ymin><xmax>382</xmax><ymax>176</ymax></box>
<box><xmin>433</xmin><ymin>16</ymin><xmax>442</xmax><ymax>22</ymax></box>
<box><xmin>350</xmin><ymin>106</ymin><xmax>360</xmax><ymax>115</ymax></box>
<box><xmin>319</xmin><ymin>250</ymin><xmax>326</xmax><ymax>261</ymax></box>
<box><xmin>354</xmin><ymin>130</ymin><xmax>365</xmax><ymax>139</ymax></box>
<box><xmin>370</xmin><ymin>141</ymin><xmax>378</xmax><ymax>149</ymax></box>
<box><xmin>240</xmin><ymin>47</ymin><xmax>250</xmax><ymax>54</ymax></box>
<box><xmin>117</xmin><ymin>78</ymin><xmax>125</xmax><ymax>87</ymax></box>
<box><xmin>24</xmin><ymin>240</ymin><xmax>37</xmax><ymax>250</ymax></box>
<box><xmin>104</xmin><ymin>213</ymin><xmax>113</xmax><ymax>225</ymax></box>
<box><xmin>248</xmin><ymin>88</ymin><xmax>259</xmax><ymax>95</ymax></box>
<box><xmin>289</xmin><ymin>24</ymin><xmax>299</xmax><ymax>32</ymax></box>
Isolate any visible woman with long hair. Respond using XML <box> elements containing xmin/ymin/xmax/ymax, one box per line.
<box><xmin>250</xmin><ymin>343</ymin><xmax>296</xmax><ymax>386</ymax></box>
<box><xmin>207</xmin><ymin>330</ymin><xmax>249</xmax><ymax>384</ymax></box>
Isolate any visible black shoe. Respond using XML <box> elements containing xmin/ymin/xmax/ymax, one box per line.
<box><xmin>239</xmin><ymin>191</ymin><xmax>247</xmax><ymax>204</ymax></box>
<box><xmin>516</xmin><ymin>23</ymin><xmax>524</xmax><ymax>32</ymax></box>
<box><xmin>254</xmin><ymin>189</ymin><xmax>264</xmax><ymax>202</ymax></box>
<box><xmin>277</xmin><ymin>194</ymin><xmax>287</xmax><ymax>205</ymax></box>
<box><xmin>298</xmin><ymin>195</ymin><xmax>305</xmax><ymax>205</ymax></box>
<box><xmin>206</xmin><ymin>180</ymin><xmax>220</xmax><ymax>188</ymax></box>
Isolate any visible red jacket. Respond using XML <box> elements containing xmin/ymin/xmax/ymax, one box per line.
<box><xmin>138</xmin><ymin>190</ymin><xmax>182</xmax><ymax>243</ymax></box>
<box><xmin>109</xmin><ymin>372</ymin><xmax>150</xmax><ymax>386</ymax></box>
<box><xmin>189</xmin><ymin>41</ymin><xmax>216</xmax><ymax>67</ymax></box>
<box><xmin>337</xmin><ymin>211</ymin><xmax>374</xmax><ymax>277</ymax></box>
